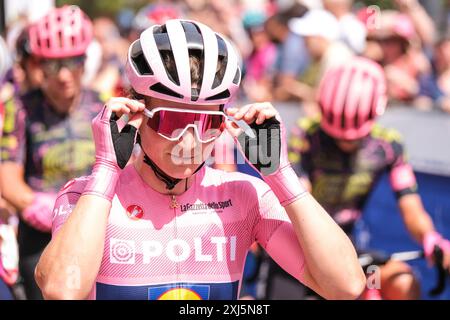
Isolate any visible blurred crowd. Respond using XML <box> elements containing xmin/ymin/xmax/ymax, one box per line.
<box><xmin>3</xmin><ymin>0</ymin><xmax>450</xmax><ymax>113</ymax></box>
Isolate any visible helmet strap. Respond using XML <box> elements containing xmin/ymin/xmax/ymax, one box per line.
<box><xmin>138</xmin><ymin>135</ymin><xmax>205</xmax><ymax>191</ymax></box>
<box><xmin>143</xmin><ymin>154</ymin><xmax>181</xmax><ymax>190</ymax></box>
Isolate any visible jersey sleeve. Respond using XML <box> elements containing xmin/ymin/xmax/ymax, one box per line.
<box><xmin>387</xmin><ymin>138</ymin><xmax>418</xmax><ymax>199</ymax></box>
<box><xmin>0</xmin><ymin>96</ymin><xmax>26</xmax><ymax>164</ymax></box>
<box><xmin>52</xmin><ymin>177</ymin><xmax>89</xmax><ymax>235</ymax></box>
<box><xmin>246</xmin><ymin>181</ymin><xmax>306</xmax><ymax>281</ymax></box>
<box><xmin>288</xmin><ymin>118</ymin><xmax>313</xmax><ymax>179</ymax></box>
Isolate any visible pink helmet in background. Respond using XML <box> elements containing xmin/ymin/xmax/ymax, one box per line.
<box><xmin>126</xmin><ymin>19</ymin><xmax>242</xmax><ymax>105</ymax></box>
<box><xmin>391</xmin><ymin>14</ymin><xmax>416</xmax><ymax>41</ymax></box>
<box><xmin>28</xmin><ymin>5</ymin><xmax>93</xmax><ymax>59</ymax></box>
<box><xmin>362</xmin><ymin>9</ymin><xmax>416</xmax><ymax>42</ymax></box>
<box><xmin>133</xmin><ymin>4</ymin><xmax>182</xmax><ymax>32</ymax></box>
<box><xmin>318</xmin><ymin>57</ymin><xmax>387</xmax><ymax>140</ymax></box>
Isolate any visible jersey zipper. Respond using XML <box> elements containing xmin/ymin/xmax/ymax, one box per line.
<box><xmin>170</xmin><ymin>194</ymin><xmax>180</xmax><ymax>292</ymax></box>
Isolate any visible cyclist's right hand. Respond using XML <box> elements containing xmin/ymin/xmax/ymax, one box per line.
<box><xmin>423</xmin><ymin>231</ymin><xmax>450</xmax><ymax>273</ymax></box>
<box><xmin>91</xmin><ymin>97</ymin><xmax>145</xmax><ymax>170</ymax></box>
<box><xmin>83</xmin><ymin>98</ymin><xmax>145</xmax><ymax>201</ymax></box>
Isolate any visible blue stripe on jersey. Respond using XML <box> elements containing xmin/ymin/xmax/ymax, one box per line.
<box><xmin>96</xmin><ymin>281</ymin><xmax>239</xmax><ymax>300</ymax></box>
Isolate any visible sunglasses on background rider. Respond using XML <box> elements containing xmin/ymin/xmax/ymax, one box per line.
<box><xmin>40</xmin><ymin>56</ymin><xmax>86</xmax><ymax>74</ymax></box>
<box><xmin>143</xmin><ymin>107</ymin><xmax>255</xmax><ymax>143</ymax></box>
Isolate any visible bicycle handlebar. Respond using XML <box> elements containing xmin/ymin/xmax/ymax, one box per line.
<box><xmin>358</xmin><ymin>246</ymin><xmax>448</xmax><ymax>296</ymax></box>
<box><xmin>429</xmin><ymin>246</ymin><xmax>446</xmax><ymax>296</ymax></box>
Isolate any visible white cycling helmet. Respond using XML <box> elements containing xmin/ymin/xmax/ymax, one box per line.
<box><xmin>125</xmin><ymin>19</ymin><xmax>242</xmax><ymax>105</ymax></box>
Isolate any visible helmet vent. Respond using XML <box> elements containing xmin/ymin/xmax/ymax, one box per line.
<box><xmin>132</xmin><ymin>52</ymin><xmax>153</xmax><ymax>75</ymax></box>
<box><xmin>153</xmin><ymin>28</ymin><xmax>180</xmax><ymax>86</ymax></box>
<box><xmin>150</xmin><ymin>82</ymin><xmax>184</xmax><ymax>99</ymax></box>
<box><xmin>206</xmin><ymin>89</ymin><xmax>230</xmax><ymax>101</ymax></box>
<box><xmin>232</xmin><ymin>68</ymin><xmax>241</xmax><ymax>85</ymax></box>
<box><xmin>181</xmin><ymin>21</ymin><xmax>205</xmax><ymax>102</ymax></box>
<box><xmin>212</xmin><ymin>35</ymin><xmax>228</xmax><ymax>89</ymax></box>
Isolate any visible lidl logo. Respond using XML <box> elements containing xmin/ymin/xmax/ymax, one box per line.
<box><xmin>149</xmin><ymin>284</ymin><xmax>210</xmax><ymax>300</ymax></box>
<box><xmin>95</xmin><ymin>281</ymin><xmax>239</xmax><ymax>300</ymax></box>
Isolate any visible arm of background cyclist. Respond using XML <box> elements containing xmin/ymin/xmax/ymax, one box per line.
<box><xmin>388</xmin><ymin>137</ymin><xmax>450</xmax><ymax>269</ymax></box>
<box><xmin>388</xmin><ymin>136</ymin><xmax>435</xmax><ymax>243</ymax></box>
<box><xmin>0</xmin><ymin>162</ymin><xmax>34</xmax><ymax>211</ymax></box>
<box><xmin>398</xmin><ymin>193</ymin><xmax>434</xmax><ymax>243</ymax></box>
<box><xmin>0</xmin><ymin>97</ymin><xmax>35</xmax><ymax>211</ymax></box>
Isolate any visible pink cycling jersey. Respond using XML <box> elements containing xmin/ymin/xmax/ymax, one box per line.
<box><xmin>52</xmin><ymin>164</ymin><xmax>306</xmax><ymax>300</ymax></box>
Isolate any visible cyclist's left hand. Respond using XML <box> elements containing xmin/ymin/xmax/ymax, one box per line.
<box><xmin>225</xmin><ymin>103</ymin><xmax>282</xmax><ymax>176</ymax></box>
<box><xmin>226</xmin><ymin>103</ymin><xmax>278</xmax><ymax>127</ymax></box>
<box><xmin>225</xmin><ymin>103</ymin><xmax>307</xmax><ymax>207</ymax></box>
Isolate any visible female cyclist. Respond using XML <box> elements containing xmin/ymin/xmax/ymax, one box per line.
<box><xmin>0</xmin><ymin>6</ymin><xmax>105</xmax><ymax>299</ymax></box>
<box><xmin>35</xmin><ymin>19</ymin><xmax>365</xmax><ymax>300</ymax></box>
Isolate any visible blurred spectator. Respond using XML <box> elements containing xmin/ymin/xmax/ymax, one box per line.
<box><xmin>394</xmin><ymin>0</ymin><xmax>437</xmax><ymax>48</ymax></box>
<box><xmin>418</xmin><ymin>0</ymin><xmax>446</xmax><ymax>34</ymax></box>
<box><xmin>288</xmin><ymin>9</ymin><xmax>354</xmax><ymax>108</ymax></box>
<box><xmin>298</xmin><ymin>0</ymin><xmax>322</xmax><ymax>10</ymax></box>
<box><xmin>131</xmin><ymin>2</ymin><xmax>183</xmax><ymax>41</ymax></box>
<box><xmin>241</xmin><ymin>11</ymin><xmax>277</xmax><ymax>102</ymax></box>
<box><xmin>364</xmin><ymin>10</ymin><xmax>430</xmax><ymax>103</ymax></box>
<box><xmin>89</xmin><ymin>17</ymin><xmax>129</xmax><ymax>96</ymax></box>
<box><xmin>323</xmin><ymin>0</ymin><xmax>367</xmax><ymax>54</ymax></box>
<box><xmin>264</xmin><ymin>3</ymin><xmax>310</xmax><ymax>102</ymax></box>
<box><xmin>116</xmin><ymin>8</ymin><xmax>136</xmax><ymax>39</ymax></box>
<box><xmin>82</xmin><ymin>39</ymin><xmax>102</xmax><ymax>89</ymax></box>
<box><xmin>0</xmin><ymin>37</ymin><xmax>12</xmax><ymax>82</ymax></box>
<box><xmin>416</xmin><ymin>35</ymin><xmax>450</xmax><ymax>113</ymax></box>
<box><xmin>186</xmin><ymin>0</ymin><xmax>252</xmax><ymax>59</ymax></box>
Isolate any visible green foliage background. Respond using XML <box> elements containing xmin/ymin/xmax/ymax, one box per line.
<box><xmin>358</xmin><ymin>0</ymin><xmax>395</xmax><ymax>10</ymax></box>
<box><xmin>56</xmin><ymin>0</ymin><xmax>150</xmax><ymax>18</ymax></box>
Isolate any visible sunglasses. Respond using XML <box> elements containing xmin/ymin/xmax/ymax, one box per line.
<box><xmin>143</xmin><ymin>107</ymin><xmax>255</xmax><ymax>143</ymax></box>
<box><xmin>40</xmin><ymin>56</ymin><xmax>85</xmax><ymax>74</ymax></box>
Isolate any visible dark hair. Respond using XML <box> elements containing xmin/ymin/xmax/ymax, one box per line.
<box><xmin>162</xmin><ymin>51</ymin><xmax>204</xmax><ymax>91</ymax></box>
<box><xmin>16</xmin><ymin>28</ymin><xmax>32</xmax><ymax>63</ymax></box>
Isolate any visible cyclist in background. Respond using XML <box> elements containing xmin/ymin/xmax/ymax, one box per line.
<box><xmin>287</xmin><ymin>57</ymin><xmax>450</xmax><ymax>299</ymax></box>
<box><xmin>0</xmin><ymin>6</ymin><xmax>105</xmax><ymax>299</ymax></box>
<box><xmin>35</xmin><ymin>19</ymin><xmax>365</xmax><ymax>300</ymax></box>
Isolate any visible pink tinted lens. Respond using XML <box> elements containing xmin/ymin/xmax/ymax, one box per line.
<box><xmin>147</xmin><ymin>110</ymin><xmax>224</xmax><ymax>141</ymax></box>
